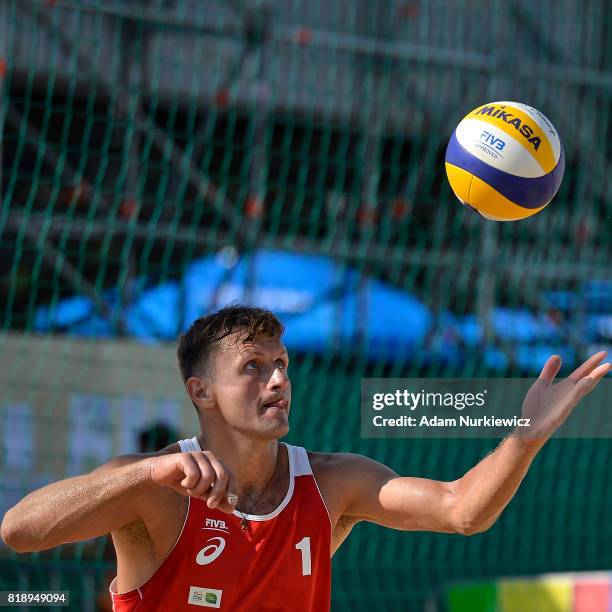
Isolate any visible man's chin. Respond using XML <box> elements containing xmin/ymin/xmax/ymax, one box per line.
<box><xmin>261</xmin><ymin>420</ymin><xmax>290</xmax><ymax>440</ymax></box>
<box><xmin>269</xmin><ymin>421</ymin><xmax>290</xmax><ymax>439</ymax></box>
<box><xmin>235</xmin><ymin>420</ymin><xmax>289</xmax><ymax>441</ymax></box>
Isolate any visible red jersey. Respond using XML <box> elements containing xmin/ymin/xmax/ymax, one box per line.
<box><xmin>110</xmin><ymin>440</ymin><xmax>332</xmax><ymax>611</ymax></box>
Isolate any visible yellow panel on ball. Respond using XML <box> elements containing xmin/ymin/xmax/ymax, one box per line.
<box><xmin>446</xmin><ymin>162</ymin><xmax>548</xmax><ymax>221</ymax></box>
<box><xmin>444</xmin><ymin>162</ymin><xmax>473</xmax><ymax>203</ymax></box>
<box><xmin>467</xmin><ymin>174</ymin><xmax>549</xmax><ymax>221</ymax></box>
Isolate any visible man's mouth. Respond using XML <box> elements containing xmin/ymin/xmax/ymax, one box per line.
<box><xmin>262</xmin><ymin>399</ymin><xmax>288</xmax><ymax>411</ymax></box>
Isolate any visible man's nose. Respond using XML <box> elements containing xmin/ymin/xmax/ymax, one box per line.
<box><xmin>268</xmin><ymin>367</ymin><xmax>289</xmax><ymax>389</ymax></box>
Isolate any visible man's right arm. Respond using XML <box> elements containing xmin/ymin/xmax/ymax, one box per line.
<box><xmin>0</xmin><ymin>450</ymin><xmax>237</xmax><ymax>553</ymax></box>
<box><xmin>0</xmin><ymin>455</ymin><xmax>154</xmax><ymax>553</ymax></box>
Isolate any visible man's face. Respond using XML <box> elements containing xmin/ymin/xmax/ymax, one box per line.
<box><xmin>206</xmin><ymin>332</ymin><xmax>291</xmax><ymax>439</ymax></box>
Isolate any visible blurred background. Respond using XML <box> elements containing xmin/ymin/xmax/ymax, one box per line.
<box><xmin>0</xmin><ymin>1</ymin><xmax>610</xmax><ymax>610</ymax></box>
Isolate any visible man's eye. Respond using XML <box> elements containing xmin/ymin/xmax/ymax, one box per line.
<box><xmin>276</xmin><ymin>360</ymin><xmax>286</xmax><ymax>369</ymax></box>
<box><xmin>246</xmin><ymin>361</ymin><xmax>258</xmax><ymax>370</ymax></box>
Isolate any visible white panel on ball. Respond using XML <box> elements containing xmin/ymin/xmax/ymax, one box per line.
<box><xmin>455</xmin><ymin>118</ymin><xmax>546</xmax><ymax>178</ymax></box>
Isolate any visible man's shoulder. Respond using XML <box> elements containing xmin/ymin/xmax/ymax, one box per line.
<box><xmin>306</xmin><ymin>450</ymin><xmax>372</xmax><ymax>480</ymax></box>
<box><xmin>305</xmin><ymin>449</ymin><xmax>399</xmax><ymax>496</ymax></box>
<box><xmin>303</xmin><ymin>450</ymin><xmax>394</xmax><ymax>527</ymax></box>
<box><xmin>306</xmin><ymin>449</ymin><xmax>367</xmax><ymax>464</ymax></box>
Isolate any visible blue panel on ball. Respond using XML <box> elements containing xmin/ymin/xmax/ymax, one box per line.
<box><xmin>551</xmin><ymin>144</ymin><xmax>565</xmax><ymax>197</ymax></box>
<box><xmin>445</xmin><ymin>131</ymin><xmax>563</xmax><ymax>209</ymax></box>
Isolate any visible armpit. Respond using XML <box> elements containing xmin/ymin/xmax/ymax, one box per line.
<box><xmin>331</xmin><ymin>514</ymin><xmax>360</xmax><ymax>555</ymax></box>
<box><xmin>113</xmin><ymin>519</ymin><xmax>155</xmax><ymax>557</ymax></box>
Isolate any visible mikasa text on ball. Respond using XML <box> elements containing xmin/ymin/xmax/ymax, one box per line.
<box><xmin>445</xmin><ymin>101</ymin><xmax>565</xmax><ymax>221</ymax></box>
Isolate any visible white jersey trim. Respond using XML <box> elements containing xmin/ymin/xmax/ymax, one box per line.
<box><xmin>176</xmin><ymin>439</ymin><xmax>331</xmax><ymax>526</ymax></box>
<box><xmin>234</xmin><ymin>443</ymin><xmax>295</xmax><ymax>521</ymax></box>
<box><xmin>178</xmin><ymin>436</ymin><xmax>200</xmax><ymax>452</ymax></box>
<box><xmin>292</xmin><ymin>445</ymin><xmax>313</xmax><ymax>476</ymax></box>
<box><xmin>306</xmin><ymin>452</ymin><xmax>333</xmax><ymax>530</ymax></box>
<box><xmin>178</xmin><ymin>437</ymin><xmax>300</xmax><ymax>522</ymax></box>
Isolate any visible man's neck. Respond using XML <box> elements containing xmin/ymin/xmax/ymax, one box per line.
<box><xmin>196</xmin><ymin>431</ymin><xmax>281</xmax><ymax>502</ymax></box>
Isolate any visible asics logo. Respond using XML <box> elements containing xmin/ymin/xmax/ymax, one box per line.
<box><xmin>196</xmin><ymin>537</ymin><xmax>226</xmax><ymax>566</ymax></box>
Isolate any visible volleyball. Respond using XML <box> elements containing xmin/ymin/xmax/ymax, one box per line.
<box><xmin>445</xmin><ymin>101</ymin><xmax>565</xmax><ymax>221</ymax></box>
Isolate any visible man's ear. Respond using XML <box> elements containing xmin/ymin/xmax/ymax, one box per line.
<box><xmin>185</xmin><ymin>376</ymin><xmax>215</xmax><ymax>407</ymax></box>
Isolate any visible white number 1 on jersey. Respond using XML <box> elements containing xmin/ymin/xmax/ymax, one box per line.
<box><xmin>295</xmin><ymin>536</ymin><xmax>312</xmax><ymax>576</ymax></box>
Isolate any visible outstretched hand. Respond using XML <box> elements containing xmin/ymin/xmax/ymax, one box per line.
<box><xmin>519</xmin><ymin>351</ymin><xmax>610</xmax><ymax>442</ymax></box>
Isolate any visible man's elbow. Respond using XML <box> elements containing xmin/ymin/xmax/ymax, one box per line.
<box><xmin>452</xmin><ymin>513</ymin><xmax>497</xmax><ymax>536</ymax></box>
<box><xmin>1</xmin><ymin>512</ymin><xmax>40</xmax><ymax>553</ymax></box>
<box><xmin>448</xmin><ymin>486</ymin><xmax>497</xmax><ymax>536</ymax></box>
<box><xmin>1</xmin><ymin>518</ymin><xmax>24</xmax><ymax>552</ymax></box>
<box><xmin>454</xmin><ymin>521</ymin><xmax>489</xmax><ymax>536</ymax></box>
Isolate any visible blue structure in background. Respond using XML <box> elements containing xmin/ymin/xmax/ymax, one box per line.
<box><xmin>35</xmin><ymin>250</ymin><xmax>432</xmax><ymax>354</ymax></box>
<box><xmin>182</xmin><ymin>251</ymin><xmax>432</xmax><ymax>357</ymax></box>
<box><xmin>34</xmin><ymin>250</ymin><xmax>611</xmax><ymax>371</ymax></box>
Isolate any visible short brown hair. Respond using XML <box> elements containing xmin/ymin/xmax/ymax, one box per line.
<box><xmin>177</xmin><ymin>305</ymin><xmax>285</xmax><ymax>381</ymax></box>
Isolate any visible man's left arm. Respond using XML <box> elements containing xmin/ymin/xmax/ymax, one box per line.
<box><xmin>336</xmin><ymin>352</ymin><xmax>610</xmax><ymax>536</ymax></box>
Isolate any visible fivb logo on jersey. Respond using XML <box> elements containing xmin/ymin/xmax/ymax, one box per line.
<box><xmin>203</xmin><ymin>518</ymin><xmax>229</xmax><ymax>532</ymax></box>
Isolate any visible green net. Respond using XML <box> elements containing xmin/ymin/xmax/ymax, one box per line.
<box><xmin>1</xmin><ymin>1</ymin><xmax>611</xmax><ymax>610</ymax></box>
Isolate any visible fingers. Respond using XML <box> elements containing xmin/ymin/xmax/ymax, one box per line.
<box><xmin>226</xmin><ymin>471</ymin><xmax>238</xmax><ymax>510</ymax></box>
<box><xmin>178</xmin><ymin>452</ymin><xmax>237</xmax><ymax>514</ymax></box>
<box><xmin>538</xmin><ymin>355</ymin><xmax>562</xmax><ymax>385</ymax></box>
<box><xmin>178</xmin><ymin>454</ymin><xmax>202</xmax><ymax>489</ymax></box>
<box><xmin>589</xmin><ymin>361</ymin><xmax>612</xmax><ymax>380</ymax></box>
<box><xmin>181</xmin><ymin>454</ymin><xmax>215</xmax><ymax>498</ymax></box>
<box><xmin>568</xmin><ymin>351</ymin><xmax>608</xmax><ymax>382</ymax></box>
<box><xmin>206</xmin><ymin>454</ymin><xmax>229</xmax><ymax>510</ymax></box>
<box><xmin>574</xmin><ymin>361</ymin><xmax>612</xmax><ymax>397</ymax></box>
<box><xmin>207</xmin><ymin>455</ymin><xmax>238</xmax><ymax>514</ymax></box>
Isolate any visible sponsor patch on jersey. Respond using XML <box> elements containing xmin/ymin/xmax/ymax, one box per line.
<box><xmin>187</xmin><ymin>586</ymin><xmax>222</xmax><ymax>608</ymax></box>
